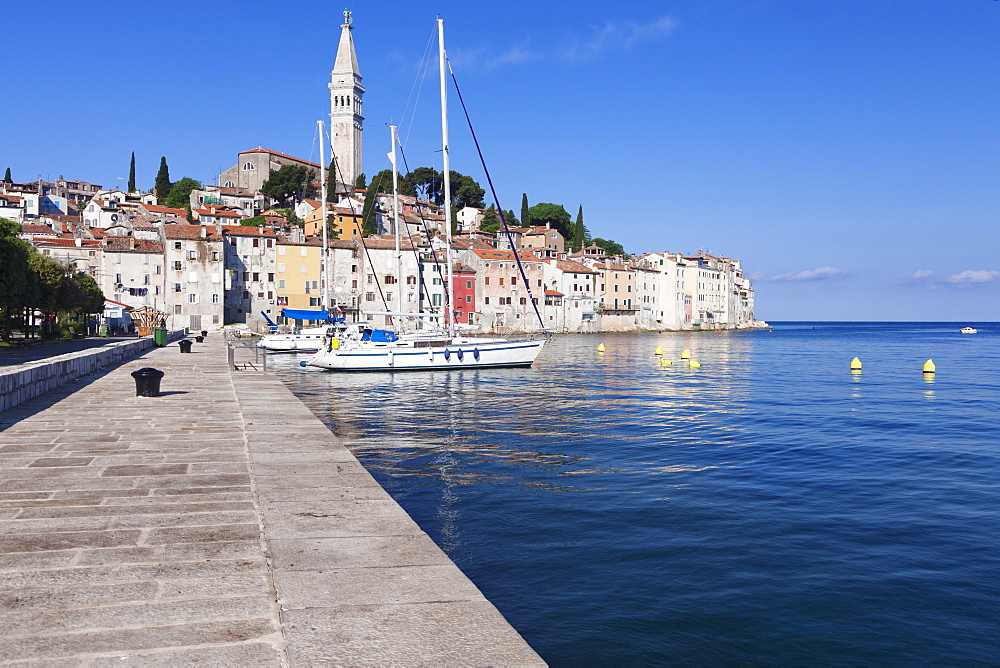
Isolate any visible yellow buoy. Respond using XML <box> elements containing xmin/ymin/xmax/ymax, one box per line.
<box><xmin>850</xmin><ymin>357</ymin><xmax>862</xmax><ymax>371</ymax></box>
<box><xmin>660</xmin><ymin>358</ymin><xmax>672</xmax><ymax>366</ymax></box>
<box><xmin>654</xmin><ymin>346</ymin><xmax>663</xmax><ymax>356</ymax></box>
<box><xmin>688</xmin><ymin>359</ymin><xmax>701</xmax><ymax>368</ymax></box>
<box><xmin>597</xmin><ymin>343</ymin><xmax>605</xmax><ymax>353</ymax></box>
<box><xmin>680</xmin><ymin>349</ymin><xmax>691</xmax><ymax>359</ymax></box>
<box><xmin>922</xmin><ymin>359</ymin><xmax>936</xmax><ymax>374</ymax></box>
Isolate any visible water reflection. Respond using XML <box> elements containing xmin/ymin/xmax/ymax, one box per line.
<box><xmin>269</xmin><ymin>332</ymin><xmax>758</xmax><ymax>493</ymax></box>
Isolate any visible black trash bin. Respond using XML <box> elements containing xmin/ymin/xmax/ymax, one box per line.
<box><xmin>201</xmin><ymin>330</ymin><xmax>208</xmax><ymax>338</ymax></box>
<box><xmin>130</xmin><ymin>368</ymin><xmax>164</xmax><ymax>397</ymax></box>
<box><xmin>178</xmin><ymin>339</ymin><xmax>193</xmax><ymax>353</ymax></box>
<box><xmin>195</xmin><ymin>335</ymin><xmax>204</xmax><ymax>343</ymax></box>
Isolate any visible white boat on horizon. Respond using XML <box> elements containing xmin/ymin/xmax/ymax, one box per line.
<box><xmin>960</xmin><ymin>326</ymin><xmax>977</xmax><ymax>334</ymax></box>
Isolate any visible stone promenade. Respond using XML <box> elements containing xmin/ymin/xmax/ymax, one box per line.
<box><xmin>0</xmin><ymin>335</ymin><xmax>545</xmax><ymax>665</ymax></box>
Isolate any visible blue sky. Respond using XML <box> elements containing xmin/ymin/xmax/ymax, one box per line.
<box><xmin>4</xmin><ymin>0</ymin><xmax>998</xmax><ymax>320</ymax></box>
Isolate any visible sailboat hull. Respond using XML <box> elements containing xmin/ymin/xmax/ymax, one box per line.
<box><xmin>306</xmin><ymin>338</ymin><xmax>547</xmax><ymax>371</ymax></box>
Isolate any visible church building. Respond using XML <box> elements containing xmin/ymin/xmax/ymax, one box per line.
<box><xmin>218</xmin><ymin>10</ymin><xmax>364</xmax><ymax>198</ymax></box>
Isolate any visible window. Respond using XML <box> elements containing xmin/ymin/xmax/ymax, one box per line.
<box><xmin>174</xmin><ymin>242</ymin><xmax>182</xmax><ymax>250</ymax></box>
<box><xmin>277</xmin><ymin>263</ymin><xmax>286</xmax><ymax>272</ymax></box>
<box><xmin>511</xmin><ymin>277</ymin><xmax>517</xmax><ymax>285</ymax></box>
<box><xmin>243</xmin><ymin>162</ymin><xmax>255</xmax><ymax>170</ymax></box>
<box><xmin>155</xmin><ymin>265</ymin><xmax>161</xmax><ymax>275</ymax></box>
<box><xmin>278</xmin><ymin>279</ymin><xmax>285</xmax><ymax>289</ymax></box>
<box><xmin>300</xmin><ymin>266</ymin><xmax>307</xmax><ymax>274</ymax></box>
<box><xmin>174</xmin><ymin>305</ymin><xmax>182</xmax><ymax>314</ymax></box>
<box><xmin>212</xmin><ymin>294</ymin><xmax>220</xmax><ymax>304</ymax></box>
<box><xmin>252</xmin><ymin>238</ymin><xmax>259</xmax><ymax>248</ymax></box>
<box><xmin>351</xmin><ymin>279</ymin><xmax>358</xmax><ymax>289</ymax></box>
<box><xmin>300</xmin><ymin>247</ymin><xmax>307</xmax><ymax>256</ymax></box>
<box><xmin>520</xmin><ymin>297</ymin><xmax>527</xmax><ymax>305</ymax></box>
<box><xmin>188</xmin><ymin>294</ymin><xmax>198</xmax><ymax>304</ymax></box>
<box><xmin>366</xmin><ymin>292</ymin><xmax>375</xmax><ymax>301</ymax></box>
<box><xmin>174</xmin><ymin>261</ymin><xmax>183</xmax><ymax>271</ymax></box>
<box><xmin>485</xmin><ymin>297</ymin><xmax>490</xmax><ymax>305</ymax></box>
<box><xmin>188</xmin><ymin>250</ymin><xmax>197</xmax><ymax>260</ymax></box>
<box><xmin>278</xmin><ymin>246</ymin><xmax>286</xmax><ymax>256</ymax></box>
<box><xmin>466</xmin><ymin>295</ymin><xmax>472</xmax><ymax>303</ymax></box>
<box><xmin>267</xmin><ymin>273</ymin><xmax>274</xmax><ymax>282</ymax></box>
<box><xmin>173</xmin><ymin>283</ymin><xmax>182</xmax><ymax>293</ymax></box>
<box><xmin>466</xmin><ymin>280</ymin><xmax>472</xmax><ymax>289</ymax></box>
<box><xmin>143</xmin><ymin>254</ymin><xmax>150</xmax><ymax>265</ymax></box>
<box><xmin>499</xmin><ymin>278</ymin><xmax>504</xmax><ymax>286</ymax></box>
<box><xmin>252</xmin><ymin>272</ymin><xmax>260</xmax><ymax>282</ymax></box>
<box><xmin>114</xmin><ymin>254</ymin><xmax>122</xmax><ymax>264</ymax></box>
<box><xmin>115</xmin><ymin>273</ymin><xmax>122</xmax><ymax>284</ymax></box>
<box><xmin>309</xmin><ymin>297</ymin><xmax>319</xmax><ymax>306</ymax></box>
<box><xmin>484</xmin><ymin>277</ymin><xmax>490</xmax><ymax>286</ymax></box>
<box><xmin>143</xmin><ymin>274</ymin><xmax>150</xmax><ymax>285</ymax></box>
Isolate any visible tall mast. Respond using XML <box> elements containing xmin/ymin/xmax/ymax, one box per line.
<box><xmin>438</xmin><ymin>17</ymin><xmax>455</xmax><ymax>337</ymax></box>
<box><xmin>318</xmin><ymin>120</ymin><xmax>330</xmax><ymax>312</ymax></box>
<box><xmin>389</xmin><ymin>125</ymin><xmax>402</xmax><ymax>316</ymax></box>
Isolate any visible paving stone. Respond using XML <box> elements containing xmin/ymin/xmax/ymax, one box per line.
<box><xmin>115</xmin><ymin>559</ymin><xmax>268</xmax><ymax>582</ymax></box>
<box><xmin>269</xmin><ymin>535</ymin><xmax>451</xmax><ymax>572</ymax></box>
<box><xmin>87</xmin><ymin>642</ymin><xmax>283</xmax><ymax>666</ymax></box>
<box><xmin>0</xmin><ymin>529</ymin><xmax>140</xmax><ymax>554</ymax></box>
<box><xmin>158</xmin><ymin>575</ymin><xmax>272</xmax><ymax>599</ymax></box>
<box><xmin>0</xmin><ymin>581</ymin><xmax>159</xmax><ymax>612</ymax></box>
<box><xmin>0</xmin><ymin>550</ymin><xmax>78</xmax><ymax>571</ymax></box>
<box><xmin>1</xmin><ymin>619</ymin><xmax>279</xmax><ymax>661</ymax></box>
<box><xmin>101</xmin><ymin>464</ymin><xmax>189</xmax><ymax>477</ymax></box>
<box><xmin>28</xmin><ymin>457</ymin><xmax>94</xmax><ymax>467</ymax></box>
<box><xmin>282</xmin><ymin>603</ymin><xmax>544</xmax><ymax>666</ymax></box>
<box><xmin>144</xmin><ymin>523</ymin><xmax>259</xmax><ymax>545</ymax></box>
<box><xmin>259</xmin><ymin>499</ymin><xmax>424</xmax><ymax>539</ymax></box>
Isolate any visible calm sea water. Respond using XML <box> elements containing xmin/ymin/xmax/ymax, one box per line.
<box><xmin>270</xmin><ymin>322</ymin><xmax>1000</xmax><ymax>666</ymax></box>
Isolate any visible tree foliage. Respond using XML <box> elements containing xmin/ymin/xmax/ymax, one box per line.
<box><xmin>570</xmin><ymin>205</ymin><xmax>589</xmax><ymax>252</ymax></box>
<box><xmin>360</xmin><ymin>178</ymin><xmax>380</xmax><ymax>236</ymax></box>
<box><xmin>354</xmin><ymin>172</ymin><xmax>367</xmax><ymax>190</ymax></box>
<box><xmin>480</xmin><ymin>205</ymin><xmax>500</xmax><ymax>234</ymax></box>
<box><xmin>591</xmin><ymin>237</ymin><xmax>626</xmax><ymax>257</ymax></box>
<box><xmin>2</xmin><ymin>167</ymin><xmax>11</xmax><ymax>183</ymax></box>
<box><xmin>163</xmin><ymin>177</ymin><xmax>202</xmax><ymax>210</ymax></box>
<box><xmin>520</xmin><ymin>193</ymin><xmax>530</xmax><ymax>229</ymax></box>
<box><xmin>240</xmin><ymin>215</ymin><xmax>267</xmax><ymax>227</ymax></box>
<box><xmin>527</xmin><ymin>202</ymin><xmax>572</xmax><ymax>239</ymax></box>
<box><xmin>154</xmin><ymin>157</ymin><xmax>171</xmax><ymax>201</ymax></box>
<box><xmin>0</xmin><ymin>218</ymin><xmax>106</xmax><ymax>340</ymax></box>
<box><xmin>502</xmin><ymin>209</ymin><xmax>520</xmax><ymax>228</ymax></box>
<box><xmin>128</xmin><ymin>152</ymin><xmax>136</xmax><ymax>192</ymax></box>
<box><xmin>260</xmin><ymin>165</ymin><xmax>316</xmax><ymax>208</ymax></box>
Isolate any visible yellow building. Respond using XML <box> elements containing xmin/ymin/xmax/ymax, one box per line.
<box><xmin>275</xmin><ymin>238</ymin><xmax>324</xmax><ymax>323</ymax></box>
<box><xmin>302</xmin><ymin>202</ymin><xmax>365</xmax><ymax>240</ymax></box>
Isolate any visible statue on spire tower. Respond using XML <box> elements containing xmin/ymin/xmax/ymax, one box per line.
<box><xmin>343</xmin><ymin>9</ymin><xmax>352</xmax><ymax>26</ymax></box>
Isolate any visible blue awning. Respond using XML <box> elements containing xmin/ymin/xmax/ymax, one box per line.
<box><xmin>281</xmin><ymin>309</ymin><xmax>330</xmax><ymax>321</ymax></box>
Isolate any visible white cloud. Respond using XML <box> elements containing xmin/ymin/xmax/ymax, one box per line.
<box><xmin>912</xmin><ymin>270</ymin><xmax>933</xmax><ymax>280</ymax></box>
<box><xmin>942</xmin><ymin>269</ymin><xmax>1000</xmax><ymax>287</ymax></box>
<box><xmin>770</xmin><ymin>266</ymin><xmax>844</xmax><ymax>282</ymax></box>
<box><xmin>448</xmin><ymin>44</ymin><xmax>535</xmax><ymax>72</ymax></box>
<box><xmin>563</xmin><ymin>16</ymin><xmax>677</xmax><ymax>61</ymax></box>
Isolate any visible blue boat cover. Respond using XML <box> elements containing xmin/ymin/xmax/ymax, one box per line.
<box><xmin>281</xmin><ymin>309</ymin><xmax>330</xmax><ymax>321</ymax></box>
<box><xmin>361</xmin><ymin>329</ymin><xmax>399</xmax><ymax>342</ymax></box>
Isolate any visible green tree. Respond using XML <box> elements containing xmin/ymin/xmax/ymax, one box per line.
<box><xmin>520</xmin><ymin>193</ymin><xmax>530</xmax><ymax>229</ymax></box>
<box><xmin>592</xmin><ymin>237</ymin><xmax>626</xmax><ymax>257</ymax></box>
<box><xmin>0</xmin><ymin>218</ymin><xmax>35</xmax><ymax>340</ymax></box>
<box><xmin>2</xmin><ymin>168</ymin><xmax>11</xmax><ymax>183</ymax></box>
<box><xmin>127</xmin><ymin>152</ymin><xmax>136</xmax><ymax>192</ymax></box>
<box><xmin>502</xmin><ymin>209</ymin><xmax>520</xmax><ymax>228</ymax></box>
<box><xmin>326</xmin><ymin>159</ymin><xmax>339</xmax><ymax>203</ymax></box>
<box><xmin>404</xmin><ymin>166</ymin><xmax>441</xmax><ymax>202</ymax></box>
<box><xmin>154</xmin><ymin>156</ymin><xmax>171</xmax><ymax>201</ymax></box>
<box><xmin>163</xmin><ymin>177</ymin><xmax>202</xmax><ymax>209</ymax></box>
<box><xmin>354</xmin><ymin>172</ymin><xmax>367</xmax><ymax>190</ymax></box>
<box><xmin>240</xmin><ymin>215</ymin><xmax>267</xmax><ymax>227</ymax></box>
<box><xmin>73</xmin><ymin>272</ymin><xmax>105</xmax><ymax>315</ymax></box>
<box><xmin>480</xmin><ymin>205</ymin><xmax>500</xmax><ymax>234</ymax></box>
<box><xmin>570</xmin><ymin>205</ymin><xmax>586</xmax><ymax>252</ymax></box>
<box><xmin>261</xmin><ymin>165</ymin><xmax>316</xmax><ymax>208</ymax></box>
<box><xmin>449</xmin><ymin>171</ymin><xmax>485</xmax><ymax>209</ymax></box>
<box><xmin>527</xmin><ymin>202</ymin><xmax>572</xmax><ymax>239</ymax></box>
<box><xmin>361</xmin><ymin>178</ymin><xmax>380</xmax><ymax>235</ymax></box>
<box><xmin>28</xmin><ymin>253</ymin><xmax>68</xmax><ymax>318</ymax></box>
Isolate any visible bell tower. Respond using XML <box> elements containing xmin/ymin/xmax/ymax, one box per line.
<box><xmin>329</xmin><ymin>9</ymin><xmax>364</xmax><ymax>196</ymax></box>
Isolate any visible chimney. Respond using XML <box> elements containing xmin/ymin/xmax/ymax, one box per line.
<box><xmin>75</xmin><ymin>237</ymin><xmax>82</xmax><ymax>247</ymax></box>
<box><xmin>200</xmin><ymin>226</ymin><xmax>207</xmax><ymax>238</ymax></box>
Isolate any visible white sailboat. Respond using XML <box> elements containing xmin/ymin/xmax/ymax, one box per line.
<box><xmin>307</xmin><ymin>18</ymin><xmax>547</xmax><ymax>371</ymax></box>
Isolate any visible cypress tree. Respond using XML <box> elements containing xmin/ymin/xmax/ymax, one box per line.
<box><xmin>326</xmin><ymin>159</ymin><xmax>338</xmax><ymax>203</ymax></box>
<box><xmin>360</xmin><ymin>179</ymin><xmax>380</xmax><ymax>235</ymax></box>
<box><xmin>154</xmin><ymin>157</ymin><xmax>171</xmax><ymax>202</ymax></box>
<box><xmin>2</xmin><ymin>167</ymin><xmax>11</xmax><ymax>183</ymax></box>
<box><xmin>520</xmin><ymin>193</ymin><xmax>530</xmax><ymax>229</ymax></box>
<box><xmin>127</xmin><ymin>152</ymin><xmax>136</xmax><ymax>192</ymax></box>
<box><xmin>573</xmin><ymin>205</ymin><xmax>585</xmax><ymax>252</ymax></box>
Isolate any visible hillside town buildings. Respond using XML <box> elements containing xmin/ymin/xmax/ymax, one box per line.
<box><xmin>4</xmin><ymin>11</ymin><xmax>762</xmax><ymax>334</ymax></box>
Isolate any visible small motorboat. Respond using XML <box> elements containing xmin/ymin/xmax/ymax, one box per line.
<box><xmin>960</xmin><ymin>326</ymin><xmax>977</xmax><ymax>334</ymax></box>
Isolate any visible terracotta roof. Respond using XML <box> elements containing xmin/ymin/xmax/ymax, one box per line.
<box><xmin>32</xmin><ymin>237</ymin><xmax>102</xmax><ymax>248</ymax></box>
<box><xmin>240</xmin><ymin>147</ymin><xmax>321</xmax><ymax>169</ymax></box>
<box><xmin>551</xmin><ymin>259</ymin><xmax>598</xmax><ymax>274</ymax></box>
<box><xmin>469</xmin><ymin>249</ymin><xmax>539</xmax><ymax>262</ymax></box>
<box><xmin>20</xmin><ymin>225</ymin><xmax>57</xmax><ymax>234</ymax></box>
<box><xmin>195</xmin><ymin>208</ymin><xmax>243</xmax><ymax>218</ymax></box>
<box><xmin>544</xmin><ymin>289</ymin><xmax>564</xmax><ymax>296</ymax></box>
<box><xmin>163</xmin><ymin>225</ymin><xmax>222</xmax><ymax>241</ymax></box>
<box><xmin>103</xmin><ymin>239</ymin><xmax>164</xmax><ymax>252</ymax></box>
<box><xmin>141</xmin><ymin>204</ymin><xmax>185</xmax><ymax>216</ymax></box>
<box><xmin>221</xmin><ymin>225</ymin><xmax>276</xmax><ymax>237</ymax></box>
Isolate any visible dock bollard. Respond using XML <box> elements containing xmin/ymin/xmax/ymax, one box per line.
<box><xmin>130</xmin><ymin>368</ymin><xmax>164</xmax><ymax>397</ymax></box>
<box><xmin>178</xmin><ymin>339</ymin><xmax>193</xmax><ymax>353</ymax></box>
<box><xmin>201</xmin><ymin>330</ymin><xmax>208</xmax><ymax>338</ymax></box>
<box><xmin>195</xmin><ymin>335</ymin><xmax>204</xmax><ymax>343</ymax></box>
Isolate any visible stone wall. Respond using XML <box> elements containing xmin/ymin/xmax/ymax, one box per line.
<box><xmin>0</xmin><ymin>330</ymin><xmax>186</xmax><ymax>413</ymax></box>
